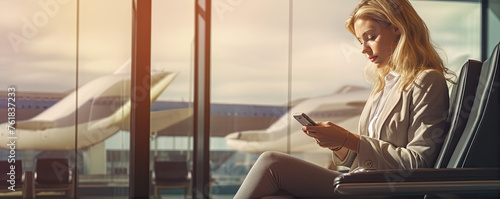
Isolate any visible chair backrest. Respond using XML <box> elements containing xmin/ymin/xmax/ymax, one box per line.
<box><xmin>0</xmin><ymin>160</ymin><xmax>23</xmax><ymax>188</ymax></box>
<box><xmin>154</xmin><ymin>161</ymin><xmax>190</xmax><ymax>182</ymax></box>
<box><xmin>35</xmin><ymin>158</ymin><xmax>71</xmax><ymax>184</ymax></box>
<box><xmin>448</xmin><ymin>42</ymin><xmax>500</xmax><ymax>168</ymax></box>
<box><xmin>434</xmin><ymin>59</ymin><xmax>482</xmax><ymax>168</ymax></box>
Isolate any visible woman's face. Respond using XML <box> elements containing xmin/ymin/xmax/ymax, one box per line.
<box><xmin>354</xmin><ymin>18</ymin><xmax>400</xmax><ymax>68</ymax></box>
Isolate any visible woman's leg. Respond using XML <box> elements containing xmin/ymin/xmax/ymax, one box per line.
<box><xmin>234</xmin><ymin>151</ymin><xmax>341</xmax><ymax>199</ymax></box>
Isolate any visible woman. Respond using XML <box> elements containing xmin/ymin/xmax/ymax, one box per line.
<box><xmin>234</xmin><ymin>0</ymin><xmax>454</xmax><ymax>198</ymax></box>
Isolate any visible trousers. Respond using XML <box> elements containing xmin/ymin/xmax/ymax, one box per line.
<box><xmin>233</xmin><ymin>151</ymin><xmax>342</xmax><ymax>199</ymax></box>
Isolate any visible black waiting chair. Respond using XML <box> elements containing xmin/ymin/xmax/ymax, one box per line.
<box><xmin>153</xmin><ymin>161</ymin><xmax>192</xmax><ymax>198</ymax></box>
<box><xmin>434</xmin><ymin>59</ymin><xmax>483</xmax><ymax>169</ymax></box>
<box><xmin>333</xmin><ymin>42</ymin><xmax>500</xmax><ymax>198</ymax></box>
<box><xmin>34</xmin><ymin>158</ymin><xmax>74</xmax><ymax>197</ymax></box>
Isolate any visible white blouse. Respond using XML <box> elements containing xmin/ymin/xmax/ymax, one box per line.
<box><xmin>368</xmin><ymin>71</ymin><xmax>400</xmax><ymax>138</ymax></box>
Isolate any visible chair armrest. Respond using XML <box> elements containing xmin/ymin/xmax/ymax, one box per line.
<box><xmin>68</xmin><ymin>170</ymin><xmax>73</xmax><ymax>183</ymax></box>
<box><xmin>334</xmin><ymin>168</ymin><xmax>500</xmax><ymax>197</ymax></box>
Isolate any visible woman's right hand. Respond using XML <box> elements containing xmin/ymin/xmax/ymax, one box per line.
<box><xmin>302</xmin><ymin>121</ymin><xmax>350</xmax><ymax>149</ymax></box>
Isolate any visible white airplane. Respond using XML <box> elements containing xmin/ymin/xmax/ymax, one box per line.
<box><xmin>225</xmin><ymin>85</ymin><xmax>371</xmax><ymax>167</ymax></box>
<box><xmin>0</xmin><ymin>60</ymin><xmax>192</xmax><ymax>150</ymax></box>
<box><xmin>224</xmin><ymin>85</ymin><xmax>371</xmax><ymax>153</ymax></box>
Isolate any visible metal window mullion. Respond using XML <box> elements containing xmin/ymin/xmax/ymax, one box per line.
<box><xmin>193</xmin><ymin>0</ymin><xmax>211</xmax><ymax>198</ymax></box>
<box><xmin>130</xmin><ymin>0</ymin><xmax>152</xmax><ymax>198</ymax></box>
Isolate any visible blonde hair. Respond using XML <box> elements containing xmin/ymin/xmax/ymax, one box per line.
<box><xmin>345</xmin><ymin>0</ymin><xmax>454</xmax><ymax>93</ymax></box>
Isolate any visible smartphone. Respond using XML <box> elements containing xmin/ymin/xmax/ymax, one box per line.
<box><xmin>293</xmin><ymin>113</ymin><xmax>317</xmax><ymax>126</ymax></box>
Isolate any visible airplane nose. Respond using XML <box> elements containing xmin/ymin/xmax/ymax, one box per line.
<box><xmin>225</xmin><ymin>132</ymin><xmax>242</xmax><ymax>140</ymax></box>
<box><xmin>225</xmin><ymin>130</ymin><xmax>271</xmax><ymax>142</ymax></box>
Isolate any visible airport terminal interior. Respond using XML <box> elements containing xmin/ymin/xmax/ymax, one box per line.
<box><xmin>0</xmin><ymin>0</ymin><xmax>499</xmax><ymax>198</ymax></box>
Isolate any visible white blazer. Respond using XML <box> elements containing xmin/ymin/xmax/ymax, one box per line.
<box><xmin>334</xmin><ymin>69</ymin><xmax>449</xmax><ymax>171</ymax></box>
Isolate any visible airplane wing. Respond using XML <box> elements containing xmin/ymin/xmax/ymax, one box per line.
<box><xmin>104</xmin><ymin>108</ymin><xmax>193</xmax><ymax>133</ymax></box>
<box><xmin>225</xmin><ymin>86</ymin><xmax>371</xmax><ymax>155</ymax></box>
<box><xmin>16</xmin><ymin>120</ymin><xmax>55</xmax><ymax>130</ymax></box>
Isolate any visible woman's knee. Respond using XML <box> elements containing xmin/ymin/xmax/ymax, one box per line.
<box><xmin>258</xmin><ymin>151</ymin><xmax>289</xmax><ymax>164</ymax></box>
<box><xmin>260</xmin><ymin>151</ymin><xmax>284</xmax><ymax>160</ymax></box>
<box><xmin>255</xmin><ymin>151</ymin><xmax>298</xmax><ymax>169</ymax></box>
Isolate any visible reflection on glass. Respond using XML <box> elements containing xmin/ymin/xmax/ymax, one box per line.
<box><xmin>76</xmin><ymin>0</ymin><xmax>131</xmax><ymax>197</ymax></box>
<box><xmin>150</xmin><ymin>0</ymin><xmax>195</xmax><ymax>198</ymax></box>
<box><xmin>0</xmin><ymin>0</ymin><xmax>77</xmax><ymax>197</ymax></box>
<box><xmin>211</xmin><ymin>0</ymin><xmax>290</xmax><ymax>197</ymax></box>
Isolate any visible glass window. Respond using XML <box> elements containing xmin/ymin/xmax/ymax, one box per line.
<box><xmin>487</xmin><ymin>0</ymin><xmax>500</xmax><ymax>55</ymax></box>
<box><xmin>150</xmin><ymin>0</ymin><xmax>195</xmax><ymax>198</ymax></box>
<box><xmin>76</xmin><ymin>0</ymin><xmax>131</xmax><ymax>197</ymax></box>
<box><xmin>210</xmin><ymin>0</ymin><xmax>482</xmax><ymax>198</ymax></box>
<box><xmin>412</xmin><ymin>0</ymin><xmax>481</xmax><ymax>72</ymax></box>
<box><xmin>0</xmin><ymin>0</ymin><xmax>78</xmax><ymax>197</ymax></box>
<box><xmin>211</xmin><ymin>1</ymin><xmax>290</xmax><ymax>197</ymax></box>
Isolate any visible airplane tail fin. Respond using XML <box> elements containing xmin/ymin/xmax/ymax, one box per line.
<box><xmin>113</xmin><ymin>59</ymin><xmax>131</xmax><ymax>74</ymax></box>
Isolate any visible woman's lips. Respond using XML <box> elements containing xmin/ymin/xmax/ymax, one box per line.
<box><xmin>369</xmin><ymin>56</ymin><xmax>378</xmax><ymax>62</ymax></box>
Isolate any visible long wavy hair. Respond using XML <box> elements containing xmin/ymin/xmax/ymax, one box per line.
<box><xmin>345</xmin><ymin>0</ymin><xmax>454</xmax><ymax>93</ymax></box>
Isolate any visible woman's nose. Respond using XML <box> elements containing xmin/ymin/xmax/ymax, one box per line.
<box><xmin>361</xmin><ymin>43</ymin><xmax>370</xmax><ymax>54</ymax></box>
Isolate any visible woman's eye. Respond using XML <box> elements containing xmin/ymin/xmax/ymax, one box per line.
<box><xmin>368</xmin><ymin>35</ymin><xmax>376</xmax><ymax>40</ymax></box>
<box><xmin>357</xmin><ymin>39</ymin><xmax>363</xmax><ymax>45</ymax></box>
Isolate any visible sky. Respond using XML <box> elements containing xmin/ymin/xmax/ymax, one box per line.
<box><xmin>0</xmin><ymin>0</ymin><xmax>481</xmax><ymax>105</ymax></box>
